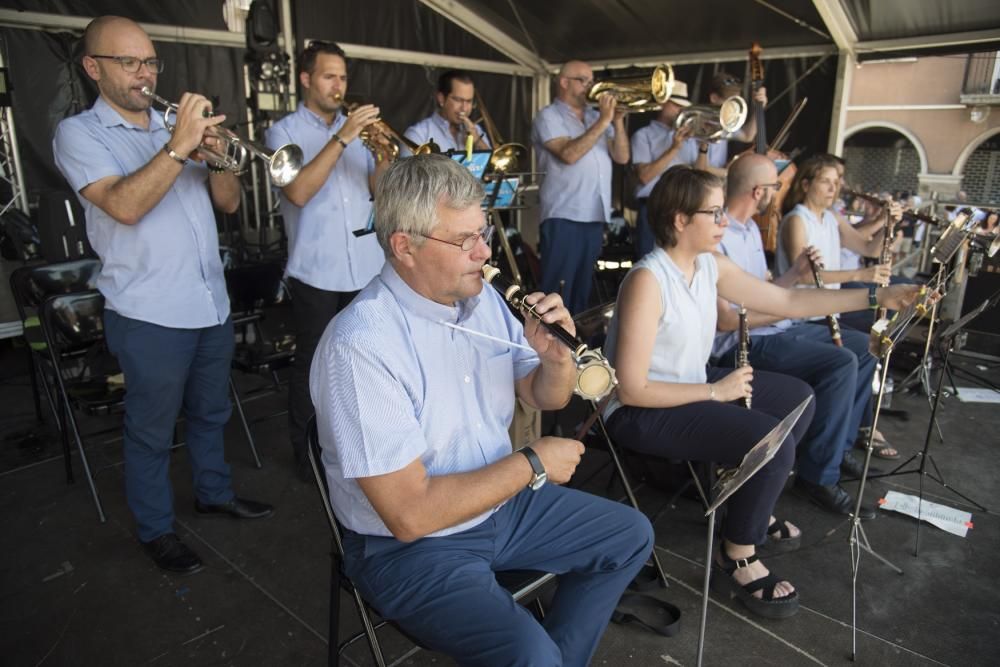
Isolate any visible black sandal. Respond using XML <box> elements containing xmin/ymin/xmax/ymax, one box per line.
<box><xmin>711</xmin><ymin>550</ymin><xmax>799</xmax><ymax>619</ymax></box>
<box><xmin>758</xmin><ymin>517</ymin><xmax>801</xmax><ymax>556</ymax></box>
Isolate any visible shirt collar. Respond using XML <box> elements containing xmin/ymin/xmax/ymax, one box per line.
<box><xmin>93</xmin><ymin>95</ymin><xmax>163</xmax><ymax>131</ymax></box>
<box><xmin>431</xmin><ymin>111</ymin><xmax>454</xmax><ymax>137</ymax></box>
<box><xmin>298</xmin><ymin>102</ymin><xmax>345</xmax><ymax>131</ymax></box>
<box><xmin>724</xmin><ymin>210</ymin><xmax>752</xmax><ymax>231</ymax></box>
<box><xmin>554</xmin><ymin>98</ymin><xmax>590</xmax><ymax>123</ymax></box>
<box><xmin>380</xmin><ymin>262</ymin><xmax>483</xmax><ymax>325</ymax></box>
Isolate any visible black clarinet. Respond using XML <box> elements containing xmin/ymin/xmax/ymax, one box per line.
<box><xmin>807</xmin><ymin>255</ymin><xmax>844</xmax><ymax>347</ymax></box>
<box><xmin>736</xmin><ymin>305</ymin><xmax>752</xmax><ymax>409</ymax></box>
<box><xmin>481</xmin><ymin>265</ymin><xmax>617</xmax><ymax>401</ymax></box>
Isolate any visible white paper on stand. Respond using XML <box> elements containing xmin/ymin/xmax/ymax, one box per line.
<box><xmin>879</xmin><ymin>491</ymin><xmax>973</xmax><ymax>538</ymax></box>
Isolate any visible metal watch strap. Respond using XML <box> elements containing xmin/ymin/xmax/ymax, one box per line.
<box><xmin>163</xmin><ymin>144</ymin><xmax>187</xmax><ymax>165</ymax></box>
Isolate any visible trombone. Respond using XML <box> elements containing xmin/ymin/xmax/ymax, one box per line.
<box><xmin>141</xmin><ymin>87</ymin><xmax>302</xmax><ymax>187</ymax></box>
<box><xmin>586</xmin><ymin>64</ymin><xmax>675</xmax><ymax>114</ymax></box>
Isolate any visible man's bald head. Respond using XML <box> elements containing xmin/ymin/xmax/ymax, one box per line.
<box><xmin>83</xmin><ymin>15</ymin><xmax>143</xmax><ymax>56</ymax></box>
<box><xmin>727</xmin><ymin>153</ymin><xmax>778</xmax><ymax>200</ymax></box>
<box><xmin>556</xmin><ymin>60</ymin><xmax>593</xmax><ymax>106</ymax></box>
<box><xmin>559</xmin><ymin>60</ymin><xmax>591</xmax><ymax>80</ymax></box>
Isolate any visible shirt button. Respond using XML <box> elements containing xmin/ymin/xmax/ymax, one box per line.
<box><xmin>464</xmin><ymin>376</ymin><xmax>471</xmax><ymax>383</ymax></box>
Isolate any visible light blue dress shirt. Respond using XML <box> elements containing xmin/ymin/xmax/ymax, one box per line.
<box><xmin>404</xmin><ymin>112</ymin><xmax>490</xmax><ymax>153</ymax></box>
<box><xmin>53</xmin><ymin>96</ymin><xmax>229</xmax><ymax>329</ymax></box>
<box><xmin>713</xmin><ymin>212</ymin><xmax>791</xmax><ymax>357</ymax></box>
<box><xmin>310</xmin><ymin>262</ymin><xmax>540</xmax><ymax>537</ymax></box>
<box><xmin>532</xmin><ymin>100</ymin><xmax>615</xmax><ymax>223</ymax></box>
<box><xmin>707</xmin><ymin>140</ymin><xmax>729</xmax><ymax>169</ymax></box>
<box><xmin>266</xmin><ymin>104</ymin><xmax>384</xmax><ymax>292</ymax></box>
<box><xmin>630</xmin><ymin>120</ymin><xmax>700</xmax><ymax>199</ymax></box>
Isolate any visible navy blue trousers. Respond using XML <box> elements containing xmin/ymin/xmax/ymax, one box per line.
<box><xmin>606</xmin><ymin>368</ymin><xmax>815</xmax><ymax>546</ymax></box>
<box><xmin>342</xmin><ymin>485</ymin><xmax>653</xmax><ymax>666</ymax></box>
<box><xmin>633</xmin><ymin>201</ymin><xmax>655</xmax><ymax>260</ymax></box>
<box><xmin>718</xmin><ymin>322</ymin><xmax>875</xmax><ymax>485</ymax></box>
<box><xmin>104</xmin><ymin>310</ymin><xmax>235</xmax><ymax>542</ymax></box>
<box><xmin>539</xmin><ymin>218</ymin><xmax>605</xmax><ymax>315</ymax></box>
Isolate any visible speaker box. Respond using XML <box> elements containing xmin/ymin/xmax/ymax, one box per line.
<box><xmin>36</xmin><ymin>190</ymin><xmax>95</xmax><ymax>262</ymax></box>
<box><xmin>958</xmin><ymin>251</ymin><xmax>1000</xmax><ymax>356</ymax></box>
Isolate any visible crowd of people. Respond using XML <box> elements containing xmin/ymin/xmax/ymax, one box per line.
<box><xmin>54</xmin><ymin>16</ymin><xmax>938</xmax><ymax>664</ymax></box>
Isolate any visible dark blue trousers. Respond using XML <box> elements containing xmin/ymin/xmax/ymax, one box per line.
<box><xmin>539</xmin><ymin>218</ymin><xmax>605</xmax><ymax>315</ymax></box>
<box><xmin>633</xmin><ymin>201</ymin><xmax>655</xmax><ymax>260</ymax></box>
<box><xmin>342</xmin><ymin>485</ymin><xmax>653</xmax><ymax>666</ymax></box>
<box><xmin>606</xmin><ymin>368</ymin><xmax>815</xmax><ymax>546</ymax></box>
<box><xmin>718</xmin><ymin>322</ymin><xmax>872</xmax><ymax>485</ymax></box>
<box><xmin>104</xmin><ymin>310</ymin><xmax>235</xmax><ymax>542</ymax></box>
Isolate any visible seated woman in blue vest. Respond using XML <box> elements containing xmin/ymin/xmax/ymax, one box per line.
<box><xmin>603</xmin><ymin>165</ymin><xmax>922</xmax><ymax>619</ymax></box>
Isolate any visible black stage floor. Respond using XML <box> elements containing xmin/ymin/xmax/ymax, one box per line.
<box><xmin>1</xmin><ymin>338</ymin><xmax>998</xmax><ymax>666</ymax></box>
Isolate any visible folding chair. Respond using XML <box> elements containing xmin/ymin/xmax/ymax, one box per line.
<box><xmin>306</xmin><ymin>416</ymin><xmax>555</xmax><ymax>667</ymax></box>
<box><xmin>226</xmin><ymin>262</ymin><xmax>295</xmax><ymax>454</ymax></box>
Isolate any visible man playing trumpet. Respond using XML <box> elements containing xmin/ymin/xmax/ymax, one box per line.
<box><xmin>53</xmin><ymin>16</ymin><xmax>273</xmax><ymax>574</ymax></box>
<box><xmin>404</xmin><ymin>69</ymin><xmax>491</xmax><ymax>153</ymax></box>
<box><xmin>265</xmin><ymin>40</ymin><xmax>388</xmax><ymax>481</ymax></box>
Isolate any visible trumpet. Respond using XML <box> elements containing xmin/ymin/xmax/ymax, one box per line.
<box><xmin>586</xmin><ymin>64</ymin><xmax>675</xmax><ymax>114</ymax></box>
<box><xmin>674</xmin><ymin>96</ymin><xmax>749</xmax><ymax>142</ymax></box>
<box><xmin>339</xmin><ymin>96</ymin><xmax>439</xmax><ymax>161</ymax></box>
<box><xmin>141</xmin><ymin>87</ymin><xmax>302</xmax><ymax>187</ymax></box>
<box><xmin>482</xmin><ymin>265</ymin><xmax>618</xmax><ymax>401</ymax></box>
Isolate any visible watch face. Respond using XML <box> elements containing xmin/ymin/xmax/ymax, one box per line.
<box><xmin>529</xmin><ymin>472</ymin><xmax>547</xmax><ymax>491</ymax></box>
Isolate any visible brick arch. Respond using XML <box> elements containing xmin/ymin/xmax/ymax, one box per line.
<box><xmin>951</xmin><ymin>126</ymin><xmax>1000</xmax><ymax>176</ymax></box>
<box><xmin>843</xmin><ymin>121</ymin><xmax>929</xmax><ymax>175</ymax></box>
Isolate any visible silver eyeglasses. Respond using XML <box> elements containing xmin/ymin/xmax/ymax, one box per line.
<box><xmin>418</xmin><ymin>225</ymin><xmax>495</xmax><ymax>251</ymax></box>
<box><xmin>90</xmin><ymin>55</ymin><xmax>164</xmax><ymax>74</ymax></box>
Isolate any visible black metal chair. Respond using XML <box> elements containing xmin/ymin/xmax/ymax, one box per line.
<box><xmin>226</xmin><ymin>262</ymin><xmax>295</xmax><ymax>446</ymax></box>
<box><xmin>10</xmin><ymin>259</ymin><xmax>102</xmax><ymax>480</ymax></box>
<box><xmin>306</xmin><ymin>416</ymin><xmax>555</xmax><ymax>667</ymax></box>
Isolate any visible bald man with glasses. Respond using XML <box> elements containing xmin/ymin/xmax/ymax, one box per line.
<box><xmin>53</xmin><ymin>16</ymin><xmax>273</xmax><ymax>575</ymax></box>
<box><xmin>531</xmin><ymin>60</ymin><xmax>629</xmax><ymax>315</ymax></box>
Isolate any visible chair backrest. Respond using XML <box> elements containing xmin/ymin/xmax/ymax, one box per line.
<box><xmin>11</xmin><ymin>259</ymin><xmax>102</xmax><ymax>314</ymax></box>
<box><xmin>39</xmin><ymin>290</ymin><xmax>107</xmax><ymax>354</ymax></box>
<box><xmin>226</xmin><ymin>261</ymin><xmax>287</xmax><ymax>316</ymax></box>
<box><xmin>306</xmin><ymin>415</ymin><xmax>348</xmax><ymax>556</ymax></box>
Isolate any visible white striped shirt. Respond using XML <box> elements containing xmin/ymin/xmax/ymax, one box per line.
<box><xmin>310</xmin><ymin>262</ymin><xmax>539</xmax><ymax>537</ymax></box>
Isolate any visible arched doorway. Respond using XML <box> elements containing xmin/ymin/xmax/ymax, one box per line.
<box><xmin>842</xmin><ymin>125</ymin><xmax>926</xmax><ymax>196</ymax></box>
<box><xmin>956</xmin><ymin>130</ymin><xmax>1000</xmax><ymax>205</ymax></box>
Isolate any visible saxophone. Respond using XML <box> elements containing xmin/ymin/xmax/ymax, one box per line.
<box><xmin>737</xmin><ymin>305</ymin><xmax>751</xmax><ymax>409</ymax></box>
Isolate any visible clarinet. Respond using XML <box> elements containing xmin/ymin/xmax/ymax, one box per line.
<box><xmin>807</xmin><ymin>255</ymin><xmax>844</xmax><ymax>347</ymax></box>
<box><xmin>736</xmin><ymin>305</ymin><xmax>752</xmax><ymax>409</ymax></box>
<box><xmin>481</xmin><ymin>265</ymin><xmax>618</xmax><ymax>401</ymax></box>
<box><xmin>876</xmin><ymin>212</ymin><xmax>896</xmax><ymax>322</ymax></box>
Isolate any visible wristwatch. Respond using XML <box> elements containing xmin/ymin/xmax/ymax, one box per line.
<box><xmin>519</xmin><ymin>446</ymin><xmax>547</xmax><ymax>491</ymax></box>
<box><xmin>868</xmin><ymin>284</ymin><xmax>879</xmax><ymax>310</ymax></box>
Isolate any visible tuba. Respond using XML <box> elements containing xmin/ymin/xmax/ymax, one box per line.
<box><xmin>587</xmin><ymin>64</ymin><xmax>675</xmax><ymax>114</ymax></box>
<box><xmin>674</xmin><ymin>96</ymin><xmax>749</xmax><ymax>142</ymax></box>
<box><xmin>141</xmin><ymin>87</ymin><xmax>302</xmax><ymax>186</ymax></box>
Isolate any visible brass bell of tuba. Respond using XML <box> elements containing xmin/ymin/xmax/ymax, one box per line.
<box><xmin>586</xmin><ymin>64</ymin><xmax>675</xmax><ymax>114</ymax></box>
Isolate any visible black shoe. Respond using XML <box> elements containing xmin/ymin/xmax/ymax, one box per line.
<box><xmin>841</xmin><ymin>451</ymin><xmax>882</xmax><ymax>479</ymax></box>
<box><xmin>194</xmin><ymin>497</ymin><xmax>274</xmax><ymax>520</ymax></box>
<box><xmin>795</xmin><ymin>478</ymin><xmax>876</xmax><ymax>519</ymax></box>
<box><xmin>142</xmin><ymin>533</ymin><xmax>203</xmax><ymax>574</ymax></box>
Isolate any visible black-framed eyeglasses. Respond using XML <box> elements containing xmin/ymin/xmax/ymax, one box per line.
<box><xmin>694</xmin><ymin>208</ymin><xmax>726</xmax><ymax>225</ymax></box>
<box><xmin>89</xmin><ymin>55</ymin><xmax>164</xmax><ymax>74</ymax></box>
<box><xmin>418</xmin><ymin>225</ymin><xmax>495</xmax><ymax>252</ymax></box>
<box><xmin>756</xmin><ymin>182</ymin><xmax>781</xmax><ymax>191</ymax></box>
<box><xmin>564</xmin><ymin>76</ymin><xmax>594</xmax><ymax>87</ymax></box>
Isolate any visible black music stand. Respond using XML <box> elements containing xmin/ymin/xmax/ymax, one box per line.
<box><xmin>868</xmin><ymin>289</ymin><xmax>998</xmax><ymax>554</ymax></box>
<box><xmin>692</xmin><ymin>397</ymin><xmax>813</xmax><ymax>667</ymax></box>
